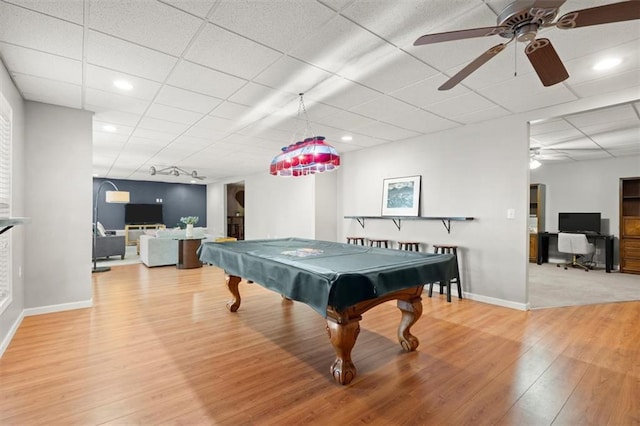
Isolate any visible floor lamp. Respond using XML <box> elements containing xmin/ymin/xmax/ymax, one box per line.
<box><xmin>93</xmin><ymin>181</ymin><xmax>130</xmax><ymax>273</ymax></box>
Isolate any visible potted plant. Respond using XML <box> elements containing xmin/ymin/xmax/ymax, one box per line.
<box><xmin>180</xmin><ymin>216</ymin><xmax>199</xmax><ymax>237</ymax></box>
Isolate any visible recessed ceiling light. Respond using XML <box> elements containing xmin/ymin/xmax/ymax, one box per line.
<box><xmin>102</xmin><ymin>125</ymin><xmax>117</xmax><ymax>132</ymax></box>
<box><xmin>113</xmin><ymin>79</ymin><xmax>133</xmax><ymax>91</ymax></box>
<box><xmin>341</xmin><ymin>135</ymin><xmax>353</xmax><ymax>141</ymax></box>
<box><xmin>593</xmin><ymin>58</ymin><xmax>622</xmax><ymax>71</ymax></box>
<box><xmin>190</xmin><ymin>180</ymin><xmax>197</xmax><ymax>184</ymax></box>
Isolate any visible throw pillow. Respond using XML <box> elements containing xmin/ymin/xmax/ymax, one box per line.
<box><xmin>96</xmin><ymin>221</ymin><xmax>107</xmax><ymax>237</ymax></box>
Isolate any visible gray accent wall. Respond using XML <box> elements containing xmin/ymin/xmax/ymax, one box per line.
<box><xmin>93</xmin><ymin>178</ymin><xmax>207</xmax><ymax>230</ymax></box>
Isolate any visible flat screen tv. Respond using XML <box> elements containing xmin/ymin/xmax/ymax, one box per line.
<box><xmin>558</xmin><ymin>212</ymin><xmax>601</xmax><ymax>234</ymax></box>
<box><xmin>125</xmin><ymin>203</ymin><xmax>163</xmax><ymax>225</ymax></box>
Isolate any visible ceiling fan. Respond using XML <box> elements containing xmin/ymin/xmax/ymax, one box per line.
<box><xmin>413</xmin><ymin>1</ymin><xmax>640</xmax><ymax>90</ymax></box>
<box><xmin>149</xmin><ymin>166</ymin><xmax>206</xmax><ymax>180</ymax></box>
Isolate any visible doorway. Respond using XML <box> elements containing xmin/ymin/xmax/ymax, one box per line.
<box><xmin>226</xmin><ymin>182</ymin><xmax>245</xmax><ymax>240</ymax></box>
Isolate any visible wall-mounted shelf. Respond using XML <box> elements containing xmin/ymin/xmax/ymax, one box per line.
<box><xmin>0</xmin><ymin>218</ymin><xmax>30</xmax><ymax>235</ymax></box>
<box><xmin>344</xmin><ymin>216</ymin><xmax>474</xmax><ymax>234</ymax></box>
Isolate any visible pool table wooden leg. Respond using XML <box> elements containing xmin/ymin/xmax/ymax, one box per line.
<box><xmin>326</xmin><ymin>318</ymin><xmax>360</xmax><ymax>385</ymax></box>
<box><xmin>397</xmin><ymin>297</ymin><xmax>423</xmax><ymax>352</ymax></box>
<box><xmin>226</xmin><ymin>274</ymin><xmax>242</xmax><ymax>312</ymax></box>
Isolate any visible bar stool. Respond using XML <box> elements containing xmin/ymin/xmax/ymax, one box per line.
<box><xmin>398</xmin><ymin>241</ymin><xmax>421</xmax><ymax>251</ymax></box>
<box><xmin>368</xmin><ymin>238</ymin><xmax>390</xmax><ymax>248</ymax></box>
<box><xmin>346</xmin><ymin>237</ymin><xmax>365</xmax><ymax>245</ymax></box>
<box><xmin>429</xmin><ymin>244</ymin><xmax>462</xmax><ymax>302</ymax></box>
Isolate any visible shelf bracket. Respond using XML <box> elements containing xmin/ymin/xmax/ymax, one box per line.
<box><xmin>441</xmin><ymin>219</ymin><xmax>451</xmax><ymax>234</ymax></box>
<box><xmin>355</xmin><ymin>217</ymin><xmax>365</xmax><ymax>228</ymax></box>
<box><xmin>391</xmin><ymin>218</ymin><xmax>402</xmax><ymax>231</ymax></box>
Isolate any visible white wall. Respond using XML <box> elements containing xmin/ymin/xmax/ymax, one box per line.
<box><xmin>531</xmin><ymin>154</ymin><xmax>640</xmax><ymax>264</ymax></box>
<box><xmin>0</xmin><ymin>59</ymin><xmax>26</xmax><ymax>355</ymax></box>
<box><xmin>244</xmin><ymin>173</ymin><xmax>316</xmax><ymax>240</ymax></box>
<box><xmin>314</xmin><ymin>171</ymin><xmax>337</xmax><ymax>241</ymax></box>
<box><xmin>24</xmin><ymin>102</ymin><xmax>93</xmax><ymax>310</ymax></box>
<box><xmin>339</xmin><ymin>118</ymin><xmax>530</xmax><ymax>307</ymax></box>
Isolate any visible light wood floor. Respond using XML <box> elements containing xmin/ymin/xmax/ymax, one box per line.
<box><xmin>1</xmin><ymin>264</ymin><xmax>639</xmax><ymax>425</ymax></box>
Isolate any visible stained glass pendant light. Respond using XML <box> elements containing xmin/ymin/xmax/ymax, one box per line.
<box><xmin>270</xmin><ymin>93</ymin><xmax>340</xmax><ymax>177</ymax></box>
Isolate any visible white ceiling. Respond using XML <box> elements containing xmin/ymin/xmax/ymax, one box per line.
<box><xmin>0</xmin><ymin>0</ymin><xmax>638</xmax><ymax>183</ymax></box>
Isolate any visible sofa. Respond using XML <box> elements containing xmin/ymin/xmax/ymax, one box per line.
<box><xmin>139</xmin><ymin>228</ymin><xmax>208</xmax><ymax>267</ymax></box>
<box><xmin>93</xmin><ymin>235</ymin><xmax>126</xmax><ymax>260</ymax></box>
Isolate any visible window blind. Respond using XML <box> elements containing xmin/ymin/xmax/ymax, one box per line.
<box><xmin>0</xmin><ymin>93</ymin><xmax>12</xmax><ymax>314</ymax></box>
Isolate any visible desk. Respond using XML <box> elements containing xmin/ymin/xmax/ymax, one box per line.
<box><xmin>537</xmin><ymin>232</ymin><xmax>614</xmax><ymax>272</ymax></box>
<box><xmin>198</xmin><ymin>238</ymin><xmax>456</xmax><ymax>385</ymax></box>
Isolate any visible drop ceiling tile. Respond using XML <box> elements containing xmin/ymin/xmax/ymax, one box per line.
<box><xmin>563</xmin><ymin>40</ymin><xmax>640</xmax><ymax>87</ymax></box>
<box><xmin>155</xmin><ymin>85</ymin><xmax>223</xmax><ymax>114</ymax></box>
<box><xmin>94</xmin><ymin>120</ymin><xmax>135</xmax><ymax>137</ymax></box>
<box><xmin>86</xmin><ymin>31</ymin><xmax>179</xmax><ymax>82</ymax></box>
<box><xmin>210</xmin><ymin>0</ymin><xmax>335</xmax><ymax>53</ymax></box>
<box><xmin>350</xmin><ymin>50</ymin><xmax>439</xmax><ymax>94</ymax></box>
<box><xmin>138</xmin><ymin>116</ymin><xmax>190</xmax><ymax>135</ymax></box>
<box><xmin>5</xmin><ymin>0</ymin><xmax>84</xmax><ymax>24</ymax></box>
<box><xmin>343</xmin><ymin>0</ymin><xmax>483</xmax><ymax>48</ymax></box>
<box><xmin>565</xmin><ymin>104</ymin><xmax>638</xmax><ymax>128</ymax></box>
<box><xmin>172</xmin><ymin>135</ymin><xmax>212</xmax><ymax>149</ymax></box>
<box><xmin>545</xmin><ymin>138</ymin><xmax>600</xmax><ymax>150</ymax></box>
<box><xmin>228</xmin><ymin>82</ymin><xmax>294</xmax><ymax>111</ymax></box>
<box><xmin>131</xmin><ymin>127</ymin><xmax>178</xmax><ymax>142</ymax></box>
<box><xmin>186</xmin><ymin>24</ymin><xmax>282</xmax><ymax>80</ymax></box>
<box><xmin>290</xmin><ymin>15</ymin><xmax>390</xmax><ymax>75</ymax></box>
<box><xmin>13</xmin><ymin>73</ymin><xmax>81</xmax><ymax>108</ymax></box>
<box><xmin>313</xmin><ymin>110</ymin><xmax>377</xmax><ymax>131</ymax></box>
<box><xmin>88</xmin><ymin>0</ymin><xmax>202</xmax><ymax>56</ymax></box>
<box><xmin>570</xmin><ymin>69</ymin><xmax>640</xmax><ymax>99</ymax></box>
<box><xmin>128</xmin><ymin>136</ymin><xmax>168</xmax><ymax>149</ymax></box>
<box><xmin>530</xmin><ymin>128</ymin><xmax>584</xmax><ymax>145</ymax></box>
<box><xmin>423</xmin><ymin>91</ymin><xmax>501</xmax><ymax>120</ymax></box>
<box><xmin>317</xmin><ymin>0</ymin><xmax>352</xmax><ymax>11</ymax></box>
<box><xmin>209</xmin><ymin>101</ymin><xmax>251</xmax><ymax>120</ymax></box>
<box><xmin>608</xmin><ymin>146</ymin><xmax>640</xmax><ymax>157</ymax></box>
<box><xmin>196</xmin><ymin>115</ymin><xmax>239</xmax><ymax>134</ymax></box>
<box><xmin>85</xmin><ymin>88</ymin><xmax>150</xmax><ymax>114</ymax></box>
<box><xmin>591</xmin><ymin>128</ymin><xmax>640</xmax><ymax>147</ymax></box>
<box><xmin>351</xmin><ymin>96</ymin><xmax>456</xmax><ymax>133</ymax></box>
<box><xmin>167</xmin><ymin>60</ymin><xmax>247</xmax><ymax>99</ymax></box>
<box><xmin>391</xmin><ymin>74</ymin><xmax>470</xmax><ymax>108</ymax></box>
<box><xmin>451</xmin><ymin>105</ymin><xmax>509</xmax><ymax>125</ymax></box>
<box><xmin>85</xmin><ymin>65</ymin><xmax>162</xmax><ymax>101</ymax></box>
<box><xmin>0</xmin><ymin>2</ymin><xmax>83</xmax><ymax>59</ymax></box>
<box><xmin>354</xmin><ymin>121</ymin><xmax>420</xmax><ymax>141</ymax></box>
<box><xmin>89</xmin><ymin>108</ymin><xmax>142</xmax><ymax>127</ymax></box>
<box><xmin>580</xmin><ymin>120</ymin><xmax>640</xmax><ymax>140</ymax></box>
<box><xmin>254</xmin><ymin>56</ymin><xmax>332</xmax><ymax>92</ymax></box>
<box><xmin>306</xmin><ymin>77</ymin><xmax>381</xmax><ymax>110</ymax></box>
<box><xmin>0</xmin><ymin>43</ymin><xmax>81</xmax><ymax>85</ymax></box>
<box><xmin>477</xmin><ymin>72</ymin><xmax>578</xmax><ymax>113</ymax></box>
<box><xmin>529</xmin><ymin>118</ymin><xmax>573</xmax><ymax>136</ymax></box>
<box><xmin>160</xmin><ymin>0</ymin><xmax>215</xmax><ymax>18</ymax></box>
<box><xmin>184</xmin><ymin>123</ymin><xmax>233</xmax><ymax>140</ymax></box>
<box><xmin>145</xmin><ymin>102</ymin><xmax>204</xmax><ymax>125</ymax></box>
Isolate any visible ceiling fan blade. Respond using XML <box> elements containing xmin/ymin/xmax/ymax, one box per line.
<box><xmin>556</xmin><ymin>1</ymin><xmax>640</xmax><ymax>29</ymax></box>
<box><xmin>438</xmin><ymin>43</ymin><xmax>508</xmax><ymax>90</ymax></box>
<box><xmin>414</xmin><ymin>26</ymin><xmax>508</xmax><ymax>46</ymax></box>
<box><xmin>525</xmin><ymin>38</ymin><xmax>569</xmax><ymax>87</ymax></box>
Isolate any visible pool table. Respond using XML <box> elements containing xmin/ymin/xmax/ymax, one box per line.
<box><xmin>198</xmin><ymin>238</ymin><xmax>457</xmax><ymax>385</ymax></box>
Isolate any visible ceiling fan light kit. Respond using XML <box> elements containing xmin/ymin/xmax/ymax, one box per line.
<box><xmin>414</xmin><ymin>0</ymin><xmax>640</xmax><ymax>90</ymax></box>
<box><xmin>149</xmin><ymin>166</ymin><xmax>206</xmax><ymax>180</ymax></box>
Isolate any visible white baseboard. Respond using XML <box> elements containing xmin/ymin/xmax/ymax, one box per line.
<box><xmin>427</xmin><ymin>284</ymin><xmax>529</xmax><ymax>311</ymax></box>
<box><xmin>23</xmin><ymin>298</ymin><xmax>93</xmax><ymax>317</ymax></box>
<box><xmin>0</xmin><ymin>310</ymin><xmax>25</xmax><ymax>357</ymax></box>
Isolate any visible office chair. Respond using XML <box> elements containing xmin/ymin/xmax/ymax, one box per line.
<box><xmin>557</xmin><ymin>233</ymin><xmax>596</xmax><ymax>271</ymax></box>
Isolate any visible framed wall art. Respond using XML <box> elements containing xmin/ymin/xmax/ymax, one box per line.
<box><xmin>381</xmin><ymin>175</ymin><xmax>421</xmax><ymax>216</ymax></box>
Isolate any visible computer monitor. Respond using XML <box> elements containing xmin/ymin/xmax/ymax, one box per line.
<box><xmin>558</xmin><ymin>212</ymin><xmax>601</xmax><ymax>234</ymax></box>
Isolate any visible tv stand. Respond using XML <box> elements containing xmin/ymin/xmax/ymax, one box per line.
<box><xmin>125</xmin><ymin>223</ymin><xmax>166</xmax><ymax>246</ymax></box>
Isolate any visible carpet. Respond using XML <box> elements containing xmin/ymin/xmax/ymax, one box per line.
<box><xmin>528</xmin><ymin>262</ymin><xmax>640</xmax><ymax>309</ymax></box>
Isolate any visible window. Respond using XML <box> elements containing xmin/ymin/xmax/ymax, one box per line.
<box><xmin>0</xmin><ymin>92</ymin><xmax>12</xmax><ymax>314</ymax></box>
